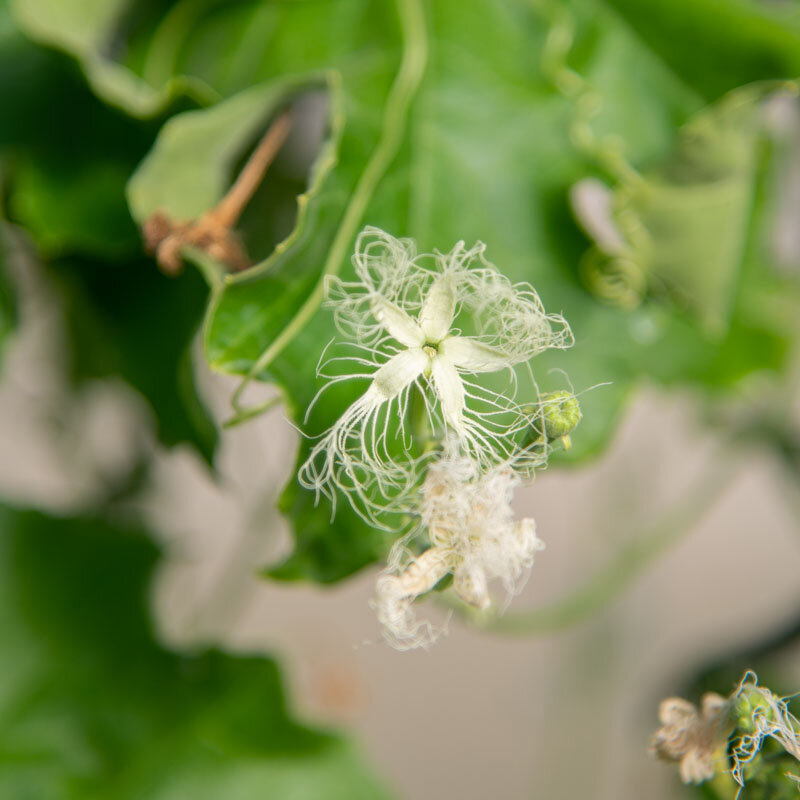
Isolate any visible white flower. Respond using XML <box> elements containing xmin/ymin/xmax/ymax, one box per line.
<box><xmin>374</xmin><ymin>454</ymin><xmax>544</xmax><ymax>650</ymax></box>
<box><xmin>298</xmin><ymin>227</ymin><xmax>573</xmax><ymax>520</ymax></box>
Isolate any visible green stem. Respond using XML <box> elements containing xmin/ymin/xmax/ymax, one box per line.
<box><xmin>231</xmin><ymin>0</ymin><xmax>428</xmax><ymax>411</ymax></box>
<box><xmin>462</xmin><ymin>456</ymin><xmax>738</xmax><ymax>634</ymax></box>
<box><xmin>222</xmin><ymin>396</ymin><xmax>282</xmax><ymax>429</ymax></box>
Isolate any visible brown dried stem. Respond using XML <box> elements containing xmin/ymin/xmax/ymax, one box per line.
<box><xmin>204</xmin><ymin>111</ymin><xmax>292</xmax><ymax>229</ymax></box>
<box><xmin>142</xmin><ymin>110</ymin><xmax>293</xmax><ymax>275</ymax></box>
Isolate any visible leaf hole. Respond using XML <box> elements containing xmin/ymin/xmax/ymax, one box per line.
<box><xmin>234</xmin><ymin>89</ymin><xmax>331</xmax><ymax>264</ymax></box>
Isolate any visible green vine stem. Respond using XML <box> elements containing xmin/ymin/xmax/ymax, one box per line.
<box><xmin>529</xmin><ymin>0</ymin><xmax>653</xmax><ymax>306</ymax></box>
<box><xmin>229</xmin><ymin>0</ymin><xmax>428</xmax><ymax>416</ymax></box>
<box><xmin>529</xmin><ymin>0</ymin><xmax>645</xmax><ymax>189</ymax></box>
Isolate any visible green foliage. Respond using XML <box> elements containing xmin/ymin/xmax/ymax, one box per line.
<box><xmin>2</xmin><ymin>0</ymin><xmax>800</xmax><ymax>790</ymax></box>
<box><xmin>10</xmin><ymin>156</ymin><xmax>139</xmax><ymax>258</ymax></box>
<box><xmin>0</xmin><ymin>504</ymin><xmax>391</xmax><ymax>799</ymax></box>
<box><xmin>131</xmin><ymin>0</ymin><xmax>799</xmax><ymax>581</ymax></box>
<box><xmin>603</xmin><ymin>0</ymin><xmax>800</xmax><ymax>101</ymax></box>
<box><xmin>3</xmin><ymin>0</ymin><xmax>800</xmax><ymax>581</ymax></box>
<box><xmin>269</xmin><ymin>476</ymin><xmax>396</xmax><ymax>584</ymax></box>
<box><xmin>8</xmin><ymin>0</ymin><xmax>220</xmax><ymax>116</ymax></box>
<box><xmin>127</xmin><ymin>77</ymin><xmax>323</xmax><ymax>225</ymax></box>
<box><xmin>0</xmin><ymin>5</ymin><xmax>216</xmax><ymax>460</ymax></box>
<box><xmin>54</xmin><ymin>256</ymin><xmax>218</xmax><ymax>461</ymax></box>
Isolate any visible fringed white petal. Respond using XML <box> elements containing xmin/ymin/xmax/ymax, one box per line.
<box><xmin>393</xmin><ymin>547</ymin><xmax>452</xmax><ymax>597</ymax></box>
<box><xmin>353</xmin><ymin>226</ymin><xmax>418</xmax><ymax>291</ymax></box>
<box><xmin>439</xmin><ymin>336</ymin><xmax>511</xmax><ymax>372</ymax></box>
<box><xmin>430</xmin><ymin>355</ymin><xmax>465</xmax><ymax>431</ymax></box>
<box><xmin>453</xmin><ymin>564</ymin><xmax>490</xmax><ymax>610</ymax></box>
<box><xmin>419</xmin><ymin>274</ymin><xmax>456</xmax><ymax>343</ymax></box>
<box><xmin>371</xmin><ymin>297</ymin><xmax>425</xmax><ymax>347</ymax></box>
<box><xmin>372</xmin><ymin>347</ymin><xmax>429</xmax><ymax>400</ymax></box>
<box><xmin>374</xmin><ymin>547</ymin><xmax>452</xmax><ymax>650</ymax></box>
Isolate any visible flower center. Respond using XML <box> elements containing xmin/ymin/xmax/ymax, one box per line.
<box><xmin>423</xmin><ymin>344</ymin><xmax>438</xmax><ymax>359</ymax></box>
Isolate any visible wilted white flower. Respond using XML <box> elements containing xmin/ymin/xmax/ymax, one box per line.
<box><xmin>299</xmin><ymin>227</ymin><xmax>573</xmax><ymax>520</ymax></box>
<box><xmin>374</xmin><ymin>548</ymin><xmax>453</xmax><ymax>651</ymax></box>
<box><xmin>650</xmin><ymin>693</ymin><xmax>731</xmax><ymax>784</ymax></box>
<box><xmin>374</xmin><ymin>453</ymin><xmax>544</xmax><ymax>650</ymax></box>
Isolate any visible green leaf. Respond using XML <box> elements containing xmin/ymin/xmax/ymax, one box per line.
<box><xmin>576</xmin><ymin>84</ymin><xmax>770</xmax><ymax>336</ymax></box>
<box><xmin>10</xmin><ymin>155</ymin><xmax>140</xmax><ymax>259</ymax></box>
<box><xmin>52</xmin><ymin>255</ymin><xmax>218</xmax><ymax>463</ymax></box>
<box><xmin>8</xmin><ymin>0</ymin><xmax>220</xmax><ymax>117</ymax></box>
<box><xmin>0</xmin><ymin>504</ymin><xmax>392</xmax><ymax>799</ymax></box>
<box><xmin>127</xmin><ymin>77</ymin><xmax>325</xmax><ymax>226</ymax></box>
<box><xmin>0</xmin><ymin>19</ymin><xmax>218</xmax><ymax>462</ymax></box>
<box><xmin>269</xmin><ymin>474</ymin><xmax>395</xmax><ymax>584</ymax></box>
<box><xmin>0</xmin><ymin>12</ymin><xmax>153</xmax><ymax>260</ymax></box>
<box><xmin>602</xmin><ymin>0</ymin><xmax>800</xmax><ymax>101</ymax></box>
<box><xmin>129</xmin><ymin>0</ymin><xmax>800</xmax><ymax>583</ymax></box>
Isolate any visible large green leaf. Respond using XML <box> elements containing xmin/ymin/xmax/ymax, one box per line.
<box><xmin>0</xmin><ymin>504</ymin><xmax>391</xmax><ymax>799</ymax></box>
<box><xmin>10</xmin><ymin>155</ymin><xmax>141</xmax><ymax>259</ymax></box>
<box><xmin>0</xmin><ymin>6</ymin><xmax>157</xmax><ymax>260</ymax></box>
<box><xmin>127</xmin><ymin>0</ymin><xmax>800</xmax><ymax>582</ymax></box>
<box><xmin>0</xmin><ymin>11</ymin><xmax>218</xmax><ymax>462</ymax></box>
<box><xmin>8</xmin><ymin>0</ymin><xmax>220</xmax><ymax>117</ymax></box>
<box><xmin>52</xmin><ymin>255</ymin><xmax>218</xmax><ymax>463</ymax></box>
<box><xmin>603</xmin><ymin>0</ymin><xmax>800</xmax><ymax>101</ymax></box>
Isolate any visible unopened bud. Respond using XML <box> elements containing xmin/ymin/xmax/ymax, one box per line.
<box><xmin>539</xmin><ymin>391</ymin><xmax>582</xmax><ymax>442</ymax></box>
<box><xmin>734</xmin><ymin>690</ymin><xmax>777</xmax><ymax>735</ymax></box>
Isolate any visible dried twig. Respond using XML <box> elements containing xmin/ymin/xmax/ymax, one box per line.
<box><xmin>142</xmin><ymin>111</ymin><xmax>292</xmax><ymax>275</ymax></box>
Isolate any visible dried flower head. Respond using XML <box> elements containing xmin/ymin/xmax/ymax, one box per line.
<box><xmin>650</xmin><ymin>693</ymin><xmax>731</xmax><ymax>784</ymax></box>
<box><xmin>298</xmin><ymin>227</ymin><xmax>573</xmax><ymax>520</ymax></box>
<box><xmin>374</xmin><ymin>453</ymin><xmax>544</xmax><ymax>650</ymax></box>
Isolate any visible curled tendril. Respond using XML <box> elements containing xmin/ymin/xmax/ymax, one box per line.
<box><xmin>579</xmin><ymin>247</ymin><xmax>648</xmax><ymax>310</ymax></box>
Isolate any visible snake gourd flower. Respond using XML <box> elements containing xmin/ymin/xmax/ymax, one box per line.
<box><xmin>298</xmin><ymin>227</ymin><xmax>574</xmax><ymax>521</ymax></box>
<box><xmin>374</xmin><ymin>453</ymin><xmax>544</xmax><ymax>650</ymax></box>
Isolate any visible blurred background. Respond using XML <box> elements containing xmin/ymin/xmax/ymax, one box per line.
<box><xmin>1</xmin><ymin>1</ymin><xmax>800</xmax><ymax>798</ymax></box>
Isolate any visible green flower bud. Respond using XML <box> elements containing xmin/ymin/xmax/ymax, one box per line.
<box><xmin>734</xmin><ymin>690</ymin><xmax>776</xmax><ymax>734</ymax></box>
<box><xmin>540</xmin><ymin>391</ymin><xmax>582</xmax><ymax>441</ymax></box>
<box><xmin>519</xmin><ymin>391</ymin><xmax>582</xmax><ymax>451</ymax></box>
